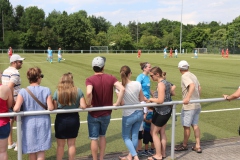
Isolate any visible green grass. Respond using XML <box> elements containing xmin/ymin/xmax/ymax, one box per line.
<box><xmin>1</xmin><ymin>53</ymin><xmax>240</xmax><ymax>159</ymax></box>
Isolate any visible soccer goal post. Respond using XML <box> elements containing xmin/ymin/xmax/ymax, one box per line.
<box><xmin>194</xmin><ymin>48</ymin><xmax>207</xmax><ymax>54</ymax></box>
<box><xmin>90</xmin><ymin>46</ymin><xmax>109</xmax><ymax>54</ymax></box>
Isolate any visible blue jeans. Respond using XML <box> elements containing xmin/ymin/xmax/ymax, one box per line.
<box><xmin>122</xmin><ymin>110</ymin><xmax>143</xmax><ymax>156</ymax></box>
<box><xmin>87</xmin><ymin>113</ymin><xmax>111</xmax><ymax>140</ymax></box>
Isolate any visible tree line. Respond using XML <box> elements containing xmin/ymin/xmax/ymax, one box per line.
<box><xmin>0</xmin><ymin>0</ymin><xmax>240</xmax><ymax>53</ymax></box>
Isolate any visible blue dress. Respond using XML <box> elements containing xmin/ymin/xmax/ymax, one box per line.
<box><xmin>19</xmin><ymin>86</ymin><xmax>52</xmax><ymax>154</ymax></box>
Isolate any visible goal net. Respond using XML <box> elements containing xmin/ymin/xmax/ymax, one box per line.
<box><xmin>90</xmin><ymin>46</ymin><xmax>108</xmax><ymax>54</ymax></box>
<box><xmin>194</xmin><ymin>48</ymin><xmax>207</xmax><ymax>54</ymax></box>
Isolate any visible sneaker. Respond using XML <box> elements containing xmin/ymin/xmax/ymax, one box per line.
<box><xmin>137</xmin><ymin>150</ymin><xmax>148</xmax><ymax>157</ymax></box>
<box><xmin>148</xmin><ymin>149</ymin><xmax>155</xmax><ymax>155</ymax></box>
<box><xmin>14</xmin><ymin>146</ymin><xmax>18</xmax><ymax>151</ymax></box>
<box><xmin>8</xmin><ymin>142</ymin><xmax>16</xmax><ymax>149</ymax></box>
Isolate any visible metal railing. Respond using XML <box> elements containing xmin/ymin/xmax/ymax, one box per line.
<box><xmin>0</xmin><ymin>97</ymin><xmax>239</xmax><ymax>160</ymax></box>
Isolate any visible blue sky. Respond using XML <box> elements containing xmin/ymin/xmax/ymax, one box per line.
<box><xmin>10</xmin><ymin>0</ymin><xmax>240</xmax><ymax>25</ymax></box>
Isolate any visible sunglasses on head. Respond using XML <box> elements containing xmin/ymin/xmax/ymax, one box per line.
<box><xmin>40</xmin><ymin>74</ymin><xmax>44</xmax><ymax>78</ymax></box>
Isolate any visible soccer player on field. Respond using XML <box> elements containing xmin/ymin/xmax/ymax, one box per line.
<box><xmin>174</xmin><ymin>49</ymin><xmax>178</xmax><ymax>58</ymax></box>
<box><xmin>194</xmin><ymin>49</ymin><xmax>198</xmax><ymax>59</ymax></box>
<box><xmin>225</xmin><ymin>48</ymin><xmax>229</xmax><ymax>58</ymax></box>
<box><xmin>163</xmin><ymin>46</ymin><xmax>167</xmax><ymax>58</ymax></box>
<box><xmin>137</xmin><ymin>49</ymin><xmax>141</xmax><ymax>58</ymax></box>
<box><xmin>221</xmin><ymin>49</ymin><xmax>224</xmax><ymax>58</ymax></box>
<box><xmin>47</xmin><ymin>47</ymin><xmax>53</xmax><ymax>63</ymax></box>
<box><xmin>8</xmin><ymin>47</ymin><xmax>13</xmax><ymax>58</ymax></box>
<box><xmin>169</xmin><ymin>48</ymin><xmax>173</xmax><ymax>58</ymax></box>
<box><xmin>58</xmin><ymin>48</ymin><xmax>62</xmax><ymax>63</ymax></box>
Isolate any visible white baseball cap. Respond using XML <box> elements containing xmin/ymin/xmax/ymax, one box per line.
<box><xmin>92</xmin><ymin>56</ymin><xmax>106</xmax><ymax>68</ymax></box>
<box><xmin>178</xmin><ymin>60</ymin><xmax>189</xmax><ymax>70</ymax></box>
<box><xmin>10</xmin><ymin>54</ymin><xmax>25</xmax><ymax>63</ymax></box>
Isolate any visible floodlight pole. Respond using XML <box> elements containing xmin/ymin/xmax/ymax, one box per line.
<box><xmin>1</xmin><ymin>7</ymin><xmax>4</xmax><ymax>42</ymax></box>
<box><xmin>137</xmin><ymin>20</ymin><xmax>138</xmax><ymax>44</ymax></box>
<box><xmin>179</xmin><ymin>0</ymin><xmax>183</xmax><ymax>54</ymax></box>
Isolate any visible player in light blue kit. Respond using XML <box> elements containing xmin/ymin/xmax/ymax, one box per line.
<box><xmin>47</xmin><ymin>47</ymin><xmax>53</xmax><ymax>63</ymax></box>
<box><xmin>163</xmin><ymin>46</ymin><xmax>167</xmax><ymax>59</ymax></box>
<box><xmin>58</xmin><ymin>48</ymin><xmax>62</xmax><ymax>63</ymax></box>
<box><xmin>194</xmin><ymin>49</ymin><xmax>198</xmax><ymax>58</ymax></box>
<box><xmin>174</xmin><ymin>49</ymin><xmax>178</xmax><ymax>58</ymax></box>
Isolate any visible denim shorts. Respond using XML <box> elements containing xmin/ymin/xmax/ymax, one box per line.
<box><xmin>181</xmin><ymin>108</ymin><xmax>201</xmax><ymax>127</ymax></box>
<box><xmin>0</xmin><ymin>122</ymin><xmax>10</xmax><ymax>139</ymax></box>
<box><xmin>87</xmin><ymin>113</ymin><xmax>111</xmax><ymax>140</ymax></box>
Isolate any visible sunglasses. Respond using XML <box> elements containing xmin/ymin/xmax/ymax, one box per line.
<box><xmin>40</xmin><ymin>74</ymin><xmax>44</xmax><ymax>78</ymax></box>
<box><xmin>16</xmin><ymin>61</ymin><xmax>23</xmax><ymax>64</ymax></box>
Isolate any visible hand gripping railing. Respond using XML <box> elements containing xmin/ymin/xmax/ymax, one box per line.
<box><xmin>0</xmin><ymin>97</ymin><xmax>238</xmax><ymax>160</ymax></box>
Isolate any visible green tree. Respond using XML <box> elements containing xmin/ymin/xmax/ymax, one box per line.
<box><xmin>45</xmin><ymin>10</ymin><xmax>61</xmax><ymax>28</ymax></box>
<box><xmin>138</xmin><ymin>35</ymin><xmax>161</xmax><ymax>49</ymax></box>
<box><xmin>89</xmin><ymin>15</ymin><xmax>111</xmax><ymax>35</ymax></box>
<box><xmin>186</xmin><ymin>28</ymin><xmax>209</xmax><ymax>48</ymax></box>
<box><xmin>107</xmin><ymin>23</ymin><xmax>134</xmax><ymax>50</ymax></box>
<box><xmin>13</xmin><ymin>5</ymin><xmax>24</xmax><ymax>31</ymax></box>
<box><xmin>181</xmin><ymin>42</ymin><xmax>195</xmax><ymax>52</ymax></box>
<box><xmin>91</xmin><ymin>31</ymin><xmax>108</xmax><ymax>46</ymax></box>
<box><xmin>19</xmin><ymin>6</ymin><xmax>45</xmax><ymax>32</ymax></box>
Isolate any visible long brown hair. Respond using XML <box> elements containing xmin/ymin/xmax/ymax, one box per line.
<box><xmin>57</xmin><ymin>72</ymin><xmax>78</xmax><ymax>106</ymax></box>
<box><xmin>120</xmin><ymin>65</ymin><xmax>131</xmax><ymax>87</ymax></box>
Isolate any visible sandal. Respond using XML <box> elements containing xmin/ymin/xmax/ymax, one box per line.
<box><xmin>192</xmin><ymin>146</ymin><xmax>202</xmax><ymax>153</ymax></box>
<box><xmin>119</xmin><ymin>156</ymin><xmax>130</xmax><ymax>160</ymax></box>
<box><xmin>147</xmin><ymin>156</ymin><xmax>162</xmax><ymax>160</ymax></box>
<box><xmin>174</xmin><ymin>143</ymin><xmax>188</xmax><ymax>151</ymax></box>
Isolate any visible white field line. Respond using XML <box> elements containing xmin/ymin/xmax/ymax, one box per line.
<box><xmin>12</xmin><ymin>108</ymin><xmax>240</xmax><ymax>129</ymax></box>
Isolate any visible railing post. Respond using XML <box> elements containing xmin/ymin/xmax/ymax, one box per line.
<box><xmin>17</xmin><ymin>115</ymin><xmax>22</xmax><ymax>160</ymax></box>
<box><xmin>171</xmin><ymin>104</ymin><xmax>176</xmax><ymax>160</ymax></box>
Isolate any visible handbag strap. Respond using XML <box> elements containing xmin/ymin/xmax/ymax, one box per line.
<box><xmin>25</xmin><ymin>88</ymin><xmax>47</xmax><ymax>110</ymax></box>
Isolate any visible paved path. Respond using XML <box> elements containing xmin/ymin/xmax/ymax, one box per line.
<box><xmin>78</xmin><ymin>137</ymin><xmax>240</xmax><ymax>160</ymax></box>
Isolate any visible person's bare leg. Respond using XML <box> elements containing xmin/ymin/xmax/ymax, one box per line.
<box><xmin>36</xmin><ymin>151</ymin><xmax>45</xmax><ymax>160</ymax></box>
<box><xmin>99</xmin><ymin>136</ymin><xmax>106</xmax><ymax>160</ymax></box>
<box><xmin>192</xmin><ymin>125</ymin><xmax>201</xmax><ymax>148</ymax></box>
<box><xmin>160</xmin><ymin>125</ymin><xmax>167</xmax><ymax>157</ymax></box>
<box><xmin>29</xmin><ymin>153</ymin><xmax>36</xmax><ymax>160</ymax></box>
<box><xmin>0</xmin><ymin>138</ymin><xmax>8</xmax><ymax>160</ymax></box>
<box><xmin>8</xmin><ymin>119</ymin><xmax>14</xmax><ymax>146</ymax></box>
<box><xmin>56</xmin><ymin>139</ymin><xmax>66</xmax><ymax>160</ymax></box>
<box><xmin>149</xmin><ymin>124</ymin><xmax>162</xmax><ymax>159</ymax></box>
<box><xmin>67</xmin><ymin>138</ymin><xmax>76</xmax><ymax>160</ymax></box>
<box><xmin>91</xmin><ymin>139</ymin><xmax>99</xmax><ymax>160</ymax></box>
<box><xmin>183</xmin><ymin>126</ymin><xmax>191</xmax><ymax>146</ymax></box>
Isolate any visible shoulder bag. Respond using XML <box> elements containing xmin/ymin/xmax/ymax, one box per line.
<box><xmin>25</xmin><ymin>88</ymin><xmax>47</xmax><ymax>110</ymax></box>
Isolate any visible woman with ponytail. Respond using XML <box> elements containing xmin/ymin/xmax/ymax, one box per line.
<box><xmin>116</xmin><ymin>65</ymin><xmax>145</xmax><ymax>160</ymax></box>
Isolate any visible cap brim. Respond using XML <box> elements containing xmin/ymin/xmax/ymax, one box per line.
<box><xmin>100</xmin><ymin>56</ymin><xmax>106</xmax><ymax>62</ymax></box>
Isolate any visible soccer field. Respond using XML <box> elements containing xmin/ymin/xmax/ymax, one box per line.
<box><xmin>1</xmin><ymin>53</ymin><xmax>240</xmax><ymax>159</ymax></box>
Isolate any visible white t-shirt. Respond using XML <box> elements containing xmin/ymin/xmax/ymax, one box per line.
<box><xmin>116</xmin><ymin>81</ymin><xmax>143</xmax><ymax>116</ymax></box>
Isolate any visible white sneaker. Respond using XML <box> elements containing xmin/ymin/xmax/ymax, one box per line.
<box><xmin>8</xmin><ymin>142</ymin><xmax>16</xmax><ymax>149</ymax></box>
<box><xmin>14</xmin><ymin>146</ymin><xmax>18</xmax><ymax>151</ymax></box>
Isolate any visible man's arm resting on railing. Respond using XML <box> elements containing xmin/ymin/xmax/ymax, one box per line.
<box><xmin>86</xmin><ymin>85</ymin><xmax>93</xmax><ymax>107</ymax></box>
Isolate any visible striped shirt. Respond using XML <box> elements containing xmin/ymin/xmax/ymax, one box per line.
<box><xmin>1</xmin><ymin>66</ymin><xmax>21</xmax><ymax>100</ymax></box>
